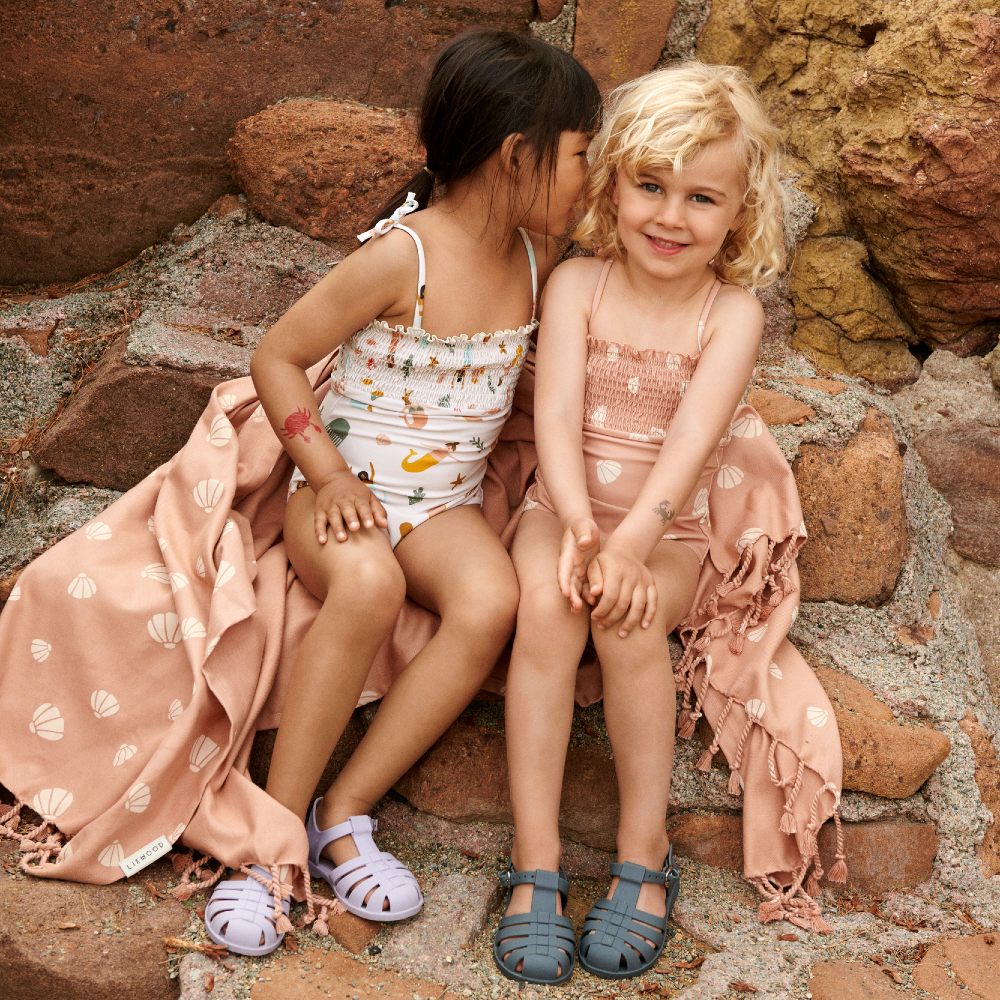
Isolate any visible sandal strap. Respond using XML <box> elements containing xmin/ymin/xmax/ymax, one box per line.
<box><xmin>498</xmin><ymin>866</ymin><xmax>569</xmax><ymax>904</ymax></box>
<box><xmin>610</xmin><ymin>860</ymin><xmax>667</xmax><ymax>886</ymax></box>
<box><xmin>308</xmin><ymin>802</ymin><xmax>377</xmax><ymax>861</ymax></box>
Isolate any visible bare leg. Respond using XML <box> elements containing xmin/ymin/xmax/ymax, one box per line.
<box><xmin>591</xmin><ymin>539</ymin><xmax>699</xmax><ymax>920</ymax></box>
<box><xmin>316</xmin><ymin>505</ymin><xmax>519</xmax><ymax>864</ymax></box>
<box><xmin>504</xmin><ymin>509</ymin><xmax>590</xmax><ymax>920</ymax></box>
<box><xmin>265</xmin><ymin>486</ymin><xmax>405</xmax><ymax>820</ymax></box>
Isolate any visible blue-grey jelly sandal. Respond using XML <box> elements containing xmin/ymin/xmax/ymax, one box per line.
<box><xmin>578</xmin><ymin>847</ymin><xmax>680</xmax><ymax>979</ymax></box>
<box><xmin>492</xmin><ymin>865</ymin><xmax>576</xmax><ymax>985</ymax></box>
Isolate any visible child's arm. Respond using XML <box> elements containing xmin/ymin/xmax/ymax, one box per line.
<box><xmin>533</xmin><ymin>259</ymin><xmax>604</xmax><ymax>611</ymax></box>
<box><xmin>250</xmin><ymin>233</ymin><xmax>414</xmax><ymax>543</ymax></box>
<box><xmin>589</xmin><ymin>287</ymin><xmax>763</xmax><ymax>623</ymax></box>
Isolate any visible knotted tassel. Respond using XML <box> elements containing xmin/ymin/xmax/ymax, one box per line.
<box><xmin>677</xmin><ymin>709</ymin><xmax>697</xmax><ymax>739</ymax></box>
<box><xmin>172</xmin><ymin>853</ymin><xmax>224</xmax><ymax>902</ymax></box>
<box><xmin>728</xmin><ymin>768</ymin><xmax>743</xmax><ymax>796</ymax></box>
<box><xmin>697</xmin><ymin>746</ymin><xmax>716</xmax><ymax>771</ymax></box>
<box><xmin>779</xmin><ymin>761</ymin><xmax>805</xmax><ymax>835</ymax></box>
<box><xmin>828</xmin><ymin>808</ymin><xmax>848</xmax><ymax>883</ymax></box>
<box><xmin>757</xmin><ymin>896</ymin><xmax>786</xmax><ymax>923</ymax></box>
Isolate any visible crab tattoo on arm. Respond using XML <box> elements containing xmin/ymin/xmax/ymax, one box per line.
<box><xmin>652</xmin><ymin>500</ymin><xmax>676</xmax><ymax>526</ymax></box>
<box><xmin>282</xmin><ymin>407</ymin><xmax>323</xmax><ymax>444</ymax></box>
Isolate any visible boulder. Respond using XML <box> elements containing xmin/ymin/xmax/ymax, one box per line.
<box><xmin>915</xmin><ymin>422</ymin><xmax>1000</xmax><ymax>567</ymax></box>
<box><xmin>574</xmin><ymin>0</ymin><xmax>678</xmax><ymax>91</ymax></box>
<box><xmin>535</xmin><ymin>0</ymin><xmax>566</xmax><ymax>21</ymax></box>
<box><xmin>0</xmin><ymin>0</ymin><xmax>534</xmax><ymax>286</ymax></box>
<box><xmin>0</xmin><ymin>843</ymin><xmax>185</xmax><ymax>1000</ymax></box>
<box><xmin>698</xmin><ymin>0</ymin><xmax>1000</xmax><ymax>369</ymax></box>
<box><xmin>229</xmin><ymin>99</ymin><xmax>424</xmax><ymax>256</ymax></box>
<box><xmin>793</xmin><ymin>409</ymin><xmax>908</xmax><ymax>606</ymax></box>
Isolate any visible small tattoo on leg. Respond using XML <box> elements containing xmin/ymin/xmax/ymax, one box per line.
<box><xmin>652</xmin><ymin>500</ymin><xmax>675</xmax><ymax>526</ymax></box>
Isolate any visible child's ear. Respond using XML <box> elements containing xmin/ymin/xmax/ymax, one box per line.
<box><xmin>499</xmin><ymin>133</ymin><xmax>527</xmax><ymax>177</ymax></box>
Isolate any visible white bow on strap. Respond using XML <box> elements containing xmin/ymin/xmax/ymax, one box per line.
<box><xmin>357</xmin><ymin>192</ymin><xmax>420</xmax><ymax>243</ymax></box>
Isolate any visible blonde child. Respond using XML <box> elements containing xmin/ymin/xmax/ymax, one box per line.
<box><xmin>201</xmin><ymin>31</ymin><xmax>600</xmax><ymax>955</ymax></box>
<box><xmin>494</xmin><ymin>63</ymin><xmax>794</xmax><ymax>984</ymax></box>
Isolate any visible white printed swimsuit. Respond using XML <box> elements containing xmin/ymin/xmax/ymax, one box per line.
<box><xmin>289</xmin><ymin>219</ymin><xmax>537</xmax><ymax>547</ymax></box>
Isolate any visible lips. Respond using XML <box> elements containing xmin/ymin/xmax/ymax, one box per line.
<box><xmin>644</xmin><ymin>234</ymin><xmax>686</xmax><ymax>255</ymax></box>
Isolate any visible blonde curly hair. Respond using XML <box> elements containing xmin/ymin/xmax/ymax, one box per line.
<box><xmin>573</xmin><ymin>62</ymin><xmax>785</xmax><ymax>289</ymax></box>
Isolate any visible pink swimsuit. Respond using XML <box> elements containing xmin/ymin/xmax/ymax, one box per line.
<box><xmin>524</xmin><ymin>259</ymin><xmax>724</xmax><ymax>562</ymax></box>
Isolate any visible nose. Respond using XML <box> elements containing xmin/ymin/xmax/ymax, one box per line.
<box><xmin>654</xmin><ymin>196</ymin><xmax>685</xmax><ymax>229</ymax></box>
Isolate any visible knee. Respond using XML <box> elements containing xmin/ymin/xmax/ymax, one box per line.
<box><xmin>593</xmin><ymin>628</ymin><xmax>674</xmax><ymax>680</ymax></box>
<box><xmin>515</xmin><ymin>579</ymin><xmax>576</xmax><ymax>640</ymax></box>
<box><xmin>324</xmin><ymin>551</ymin><xmax>406</xmax><ymax>621</ymax></box>
<box><xmin>443</xmin><ymin>565</ymin><xmax>519</xmax><ymax>645</ymax></box>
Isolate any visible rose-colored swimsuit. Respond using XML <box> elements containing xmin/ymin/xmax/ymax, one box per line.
<box><xmin>524</xmin><ymin>259</ymin><xmax>723</xmax><ymax>561</ymax></box>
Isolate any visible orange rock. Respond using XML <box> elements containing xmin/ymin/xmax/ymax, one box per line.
<box><xmin>250</xmin><ymin>948</ymin><xmax>464</xmax><ymax>1000</ymax></box>
<box><xmin>794</xmin><ymin>408</ymin><xmax>907</xmax><ymax>605</ymax></box>
<box><xmin>324</xmin><ymin>910</ymin><xmax>379</xmax><ymax>956</ymax></box>
<box><xmin>747</xmin><ymin>387</ymin><xmax>816</xmax><ymax>426</ymax></box>
<box><xmin>837</xmin><ymin>711</ymin><xmax>951</xmax><ymax>799</ymax></box>
<box><xmin>229</xmin><ymin>99</ymin><xmax>424</xmax><ymax>257</ymax></box>
<box><xmin>914</xmin><ymin>933</ymin><xmax>1000</xmax><ymax>999</ymax></box>
<box><xmin>811</xmin><ymin>663</ymin><xmax>894</xmax><ymax>723</ymax></box>
<box><xmin>791</xmin><ymin>376</ymin><xmax>846</xmax><ymax>396</ymax></box>
<box><xmin>810</xmin><ymin>961</ymin><xmax>903</xmax><ymax>999</ymax></box>
<box><xmin>574</xmin><ymin>0</ymin><xmax>678</xmax><ymax>91</ymax></box>
<box><xmin>958</xmin><ymin>714</ymin><xmax>1000</xmax><ymax>877</ymax></box>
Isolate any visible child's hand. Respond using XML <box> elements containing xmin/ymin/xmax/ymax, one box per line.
<box><xmin>586</xmin><ymin>543</ymin><xmax>657</xmax><ymax>637</ymax></box>
<box><xmin>313</xmin><ymin>471</ymin><xmax>388</xmax><ymax>543</ymax></box>
<box><xmin>557</xmin><ymin>518</ymin><xmax>601</xmax><ymax>612</ymax></box>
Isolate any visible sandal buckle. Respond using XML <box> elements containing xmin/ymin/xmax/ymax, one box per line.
<box><xmin>498</xmin><ymin>868</ymin><xmax>512</xmax><ymax>889</ymax></box>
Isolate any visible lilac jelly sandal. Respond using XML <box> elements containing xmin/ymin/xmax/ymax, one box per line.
<box><xmin>204</xmin><ymin>865</ymin><xmax>290</xmax><ymax>957</ymax></box>
<box><xmin>307</xmin><ymin>800</ymin><xmax>423</xmax><ymax>921</ymax></box>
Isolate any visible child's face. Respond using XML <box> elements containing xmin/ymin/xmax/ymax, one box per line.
<box><xmin>612</xmin><ymin>136</ymin><xmax>745</xmax><ymax>277</ymax></box>
<box><xmin>520</xmin><ymin>130</ymin><xmax>592</xmax><ymax>237</ymax></box>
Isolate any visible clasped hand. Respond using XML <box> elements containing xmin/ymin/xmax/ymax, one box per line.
<box><xmin>312</xmin><ymin>470</ymin><xmax>388</xmax><ymax>543</ymax></box>
<box><xmin>557</xmin><ymin>518</ymin><xmax>657</xmax><ymax>637</ymax></box>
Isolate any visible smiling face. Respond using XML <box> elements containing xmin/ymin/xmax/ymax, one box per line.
<box><xmin>519</xmin><ymin>129</ymin><xmax>593</xmax><ymax>237</ymax></box>
<box><xmin>612</xmin><ymin>136</ymin><xmax>746</xmax><ymax>278</ymax></box>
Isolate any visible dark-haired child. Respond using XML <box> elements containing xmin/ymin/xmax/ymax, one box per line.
<box><xmin>202</xmin><ymin>30</ymin><xmax>601</xmax><ymax>955</ymax></box>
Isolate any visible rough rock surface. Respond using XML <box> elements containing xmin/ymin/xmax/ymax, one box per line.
<box><xmin>697</xmin><ymin>0</ymin><xmax>1000</xmax><ymax>376</ymax></box>
<box><xmin>0</xmin><ymin>0</ymin><xmax>534</xmax><ymax>286</ymax></box>
<box><xmin>913</xmin><ymin>933</ymin><xmax>1000</xmax><ymax>998</ymax></box>
<box><xmin>0</xmin><ymin>842</ymin><xmax>185</xmax><ymax>1000</ymax></box>
<box><xmin>794</xmin><ymin>409</ymin><xmax>908</xmax><ymax>606</ymax></box>
<box><xmin>574</xmin><ymin>0</ymin><xmax>678</xmax><ymax>91</ymax></box>
<box><xmin>915</xmin><ymin>422</ymin><xmax>1000</xmax><ymax>568</ymax></box>
<box><xmin>229</xmin><ymin>99</ymin><xmax>424</xmax><ymax>257</ymax></box>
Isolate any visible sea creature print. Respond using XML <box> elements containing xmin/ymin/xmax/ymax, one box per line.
<box><xmin>401</xmin><ymin>443</ymin><xmax>458</xmax><ymax>473</ymax></box>
<box><xmin>408</xmin><ymin>487</ymin><xmax>426</xmax><ymax>506</ymax></box>
<box><xmin>357</xmin><ymin>462</ymin><xmax>376</xmax><ymax>483</ymax></box>
<box><xmin>282</xmin><ymin>408</ymin><xmax>323</xmax><ymax>444</ymax></box>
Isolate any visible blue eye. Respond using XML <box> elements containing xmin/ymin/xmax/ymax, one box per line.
<box><xmin>640</xmin><ymin>182</ymin><xmax>661</xmax><ymax>194</ymax></box>
<box><xmin>691</xmin><ymin>193</ymin><xmax>713</xmax><ymax>204</ymax></box>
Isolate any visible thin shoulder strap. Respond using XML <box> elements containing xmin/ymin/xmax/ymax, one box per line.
<box><xmin>516</xmin><ymin>228</ymin><xmax>538</xmax><ymax>321</ymax></box>
<box><xmin>696</xmin><ymin>278</ymin><xmax>723</xmax><ymax>353</ymax></box>
<box><xmin>590</xmin><ymin>259</ymin><xmax>613</xmax><ymax>319</ymax></box>
<box><xmin>391</xmin><ymin>223</ymin><xmax>427</xmax><ymax>330</ymax></box>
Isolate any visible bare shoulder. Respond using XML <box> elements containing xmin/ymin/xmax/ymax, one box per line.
<box><xmin>544</xmin><ymin>254</ymin><xmax>606</xmax><ymax>299</ymax></box>
<box><xmin>706</xmin><ymin>283</ymin><xmax>764</xmax><ymax>341</ymax></box>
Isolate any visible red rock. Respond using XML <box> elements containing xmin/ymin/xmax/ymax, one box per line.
<box><xmin>812</xmin><ymin>663</ymin><xmax>894</xmax><ymax>723</ymax></box>
<box><xmin>915</xmin><ymin>422</ymin><xmax>1000</xmax><ymax>567</ymax></box>
<box><xmin>229</xmin><ymin>99</ymin><xmax>424</xmax><ymax>256</ymax></box>
<box><xmin>914</xmin><ymin>933</ymin><xmax>1000</xmax><ymax>999</ymax></box>
<box><xmin>810</xmin><ymin>961</ymin><xmax>903</xmax><ymax>999</ymax></box>
<box><xmin>667</xmin><ymin>812</ymin><xmax>743</xmax><ymax>871</ymax></box>
<box><xmin>31</xmin><ymin>333</ymin><xmax>232</xmax><ymax>492</ymax></box>
<box><xmin>748</xmin><ymin>387</ymin><xmax>816</xmax><ymax>426</ymax></box>
<box><xmin>819</xmin><ymin>820</ymin><xmax>937</xmax><ymax>893</ymax></box>
<box><xmin>324</xmin><ymin>910</ymin><xmax>378</xmax><ymax>956</ymax></box>
<box><xmin>250</xmin><ymin>948</ymin><xmax>464</xmax><ymax>1000</ymax></box>
<box><xmin>574</xmin><ymin>0</ymin><xmax>678</xmax><ymax>91</ymax></box>
<box><xmin>794</xmin><ymin>408</ymin><xmax>908</xmax><ymax>605</ymax></box>
<box><xmin>958</xmin><ymin>714</ymin><xmax>1000</xmax><ymax>877</ymax></box>
<box><xmin>0</xmin><ymin>842</ymin><xmax>185</xmax><ymax>1000</ymax></box>
<box><xmin>536</xmin><ymin>0</ymin><xmax>567</xmax><ymax>21</ymax></box>
<box><xmin>0</xmin><ymin>0</ymin><xmax>533</xmax><ymax>286</ymax></box>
